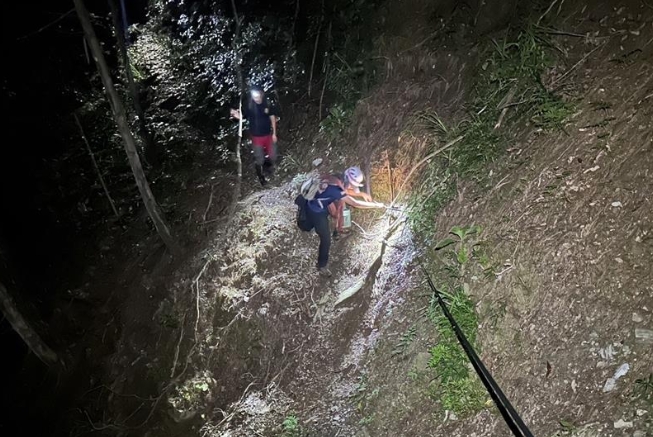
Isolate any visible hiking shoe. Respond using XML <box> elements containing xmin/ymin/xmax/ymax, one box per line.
<box><xmin>332</xmin><ymin>231</ymin><xmax>340</xmax><ymax>241</ymax></box>
<box><xmin>318</xmin><ymin>267</ymin><xmax>332</xmax><ymax>277</ymax></box>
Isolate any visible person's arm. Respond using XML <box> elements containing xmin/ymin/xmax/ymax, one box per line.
<box><xmin>230</xmin><ymin>108</ymin><xmax>241</xmax><ymax>119</ymax></box>
<box><xmin>342</xmin><ymin>196</ymin><xmax>384</xmax><ymax>209</ymax></box>
<box><xmin>270</xmin><ymin>114</ymin><xmax>277</xmax><ymax>142</ymax></box>
<box><xmin>346</xmin><ymin>188</ymin><xmax>373</xmax><ymax>203</ymax></box>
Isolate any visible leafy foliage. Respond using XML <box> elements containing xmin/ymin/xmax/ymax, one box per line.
<box><xmin>319</xmin><ymin>104</ymin><xmax>353</xmax><ymax>140</ymax></box>
<box><xmin>282</xmin><ymin>414</ymin><xmax>302</xmax><ymax>437</ymax></box>
<box><xmin>426</xmin><ymin>285</ymin><xmax>486</xmax><ymax>416</ymax></box>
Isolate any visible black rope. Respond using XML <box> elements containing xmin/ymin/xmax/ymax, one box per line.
<box><xmin>418</xmin><ymin>259</ymin><xmax>534</xmax><ymax>437</ymax></box>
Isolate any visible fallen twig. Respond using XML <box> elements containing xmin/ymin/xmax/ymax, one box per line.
<box><xmin>193</xmin><ymin>259</ymin><xmax>213</xmax><ymax>342</ymax></box>
<box><xmin>170</xmin><ymin>314</ymin><xmax>186</xmax><ymax>378</ymax></box>
<box><xmin>552</xmin><ymin>42</ymin><xmax>607</xmax><ymax>87</ymax></box>
<box><xmin>390</xmin><ymin>136</ymin><xmax>464</xmax><ymax>208</ymax></box>
<box><xmin>536</xmin><ymin>0</ymin><xmax>559</xmax><ymax>26</ymax></box>
<box><xmin>202</xmin><ymin>184</ymin><xmax>216</xmax><ymax>222</ymax></box>
<box><xmin>494</xmin><ymin>86</ymin><xmax>517</xmax><ymax>130</ymax></box>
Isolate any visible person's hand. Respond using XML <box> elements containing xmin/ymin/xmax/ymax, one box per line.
<box><xmin>272</xmin><ymin>133</ymin><xmax>278</xmax><ymax>143</ymax></box>
<box><xmin>230</xmin><ymin>109</ymin><xmax>241</xmax><ymax>119</ymax></box>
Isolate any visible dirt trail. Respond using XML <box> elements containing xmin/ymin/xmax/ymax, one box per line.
<box><xmin>199</xmin><ymin>2</ymin><xmax>653</xmax><ymax>436</ymax></box>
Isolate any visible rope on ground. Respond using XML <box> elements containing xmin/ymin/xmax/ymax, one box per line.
<box><xmin>417</xmin><ymin>257</ymin><xmax>534</xmax><ymax>437</ymax></box>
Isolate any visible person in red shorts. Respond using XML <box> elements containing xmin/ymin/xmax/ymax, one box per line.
<box><xmin>230</xmin><ymin>86</ymin><xmax>278</xmax><ymax>186</ymax></box>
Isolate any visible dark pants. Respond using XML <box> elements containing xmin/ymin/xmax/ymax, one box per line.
<box><xmin>308</xmin><ymin>209</ymin><xmax>331</xmax><ymax>268</ymax></box>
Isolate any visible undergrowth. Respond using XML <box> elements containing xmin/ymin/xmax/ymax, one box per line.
<box><xmin>423</xmin><ymin>226</ymin><xmax>488</xmax><ymax>416</ymax></box>
<box><xmin>407</xmin><ymin>26</ymin><xmax>573</xmax><ymax>240</ymax></box>
<box><xmin>281</xmin><ymin>414</ymin><xmax>302</xmax><ymax>437</ymax></box>
<box><xmin>427</xmin><ymin>287</ymin><xmax>487</xmax><ymax>415</ymax></box>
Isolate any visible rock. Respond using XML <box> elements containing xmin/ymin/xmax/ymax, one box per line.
<box><xmin>633</xmin><ymin>431</ymin><xmax>646</xmax><ymax>437</ymax></box>
<box><xmin>614</xmin><ymin>419</ymin><xmax>633</xmax><ymax>429</ymax></box>
<box><xmin>614</xmin><ymin>363</ymin><xmax>630</xmax><ymax>379</ymax></box>
<box><xmin>632</xmin><ymin>313</ymin><xmax>644</xmax><ymax>323</ymax></box>
<box><xmin>635</xmin><ymin>328</ymin><xmax>653</xmax><ymax>344</ymax></box>
<box><xmin>603</xmin><ymin>378</ymin><xmax>617</xmax><ymax>392</ymax></box>
<box><xmin>312</xmin><ymin>158</ymin><xmax>323</xmax><ymax>167</ymax></box>
<box><xmin>636</xmin><ymin>409</ymin><xmax>647</xmax><ymax>416</ymax></box>
<box><xmin>611</xmin><ymin>201</ymin><xmax>623</xmax><ymax>207</ymax></box>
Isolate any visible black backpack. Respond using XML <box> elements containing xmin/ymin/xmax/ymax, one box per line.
<box><xmin>294</xmin><ymin>195</ymin><xmax>313</xmax><ymax>232</ymax></box>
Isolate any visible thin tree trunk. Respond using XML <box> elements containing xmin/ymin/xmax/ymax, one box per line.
<box><xmin>108</xmin><ymin>0</ymin><xmax>158</xmax><ymax>167</ymax></box>
<box><xmin>74</xmin><ymin>0</ymin><xmax>178</xmax><ymax>254</ymax></box>
<box><xmin>363</xmin><ymin>156</ymin><xmax>372</xmax><ymax>198</ymax></box>
<box><xmin>0</xmin><ymin>282</ymin><xmax>60</xmax><ymax>366</ymax></box>
<box><xmin>307</xmin><ymin>19</ymin><xmax>322</xmax><ymax>97</ymax></box>
<box><xmin>318</xmin><ymin>21</ymin><xmax>332</xmax><ymax>121</ymax></box>
<box><xmin>74</xmin><ymin>113</ymin><xmax>120</xmax><ymax>219</ymax></box>
<box><xmin>319</xmin><ymin>60</ymin><xmax>329</xmax><ymax>121</ymax></box>
<box><xmin>229</xmin><ymin>0</ymin><xmax>243</xmax><ymax>213</ymax></box>
<box><xmin>290</xmin><ymin>0</ymin><xmax>300</xmax><ymax>48</ymax></box>
<box><xmin>308</xmin><ymin>0</ymin><xmax>325</xmax><ymax>97</ymax></box>
<box><xmin>387</xmin><ymin>151</ymin><xmax>395</xmax><ymax>201</ymax></box>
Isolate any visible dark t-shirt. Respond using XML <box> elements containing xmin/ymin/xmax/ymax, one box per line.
<box><xmin>244</xmin><ymin>100</ymin><xmax>277</xmax><ymax>137</ymax></box>
<box><xmin>307</xmin><ymin>184</ymin><xmax>346</xmax><ymax>214</ymax></box>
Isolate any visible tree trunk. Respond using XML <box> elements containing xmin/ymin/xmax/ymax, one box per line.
<box><xmin>74</xmin><ymin>112</ymin><xmax>120</xmax><ymax>219</ymax></box>
<box><xmin>74</xmin><ymin>0</ymin><xmax>179</xmax><ymax>254</ymax></box>
<box><xmin>307</xmin><ymin>19</ymin><xmax>322</xmax><ymax>97</ymax></box>
<box><xmin>108</xmin><ymin>0</ymin><xmax>158</xmax><ymax>168</ymax></box>
<box><xmin>363</xmin><ymin>155</ymin><xmax>372</xmax><ymax>198</ymax></box>
<box><xmin>0</xmin><ymin>282</ymin><xmax>60</xmax><ymax>366</ymax></box>
<box><xmin>290</xmin><ymin>0</ymin><xmax>300</xmax><ymax>47</ymax></box>
<box><xmin>230</xmin><ymin>0</ymin><xmax>244</xmax><ymax>201</ymax></box>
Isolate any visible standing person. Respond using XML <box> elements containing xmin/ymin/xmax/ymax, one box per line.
<box><xmin>230</xmin><ymin>86</ymin><xmax>278</xmax><ymax>186</ymax></box>
<box><xmin>304</xmin><ymin>175</ymin><xmax>384</xmax><ymax>277</ymax></box>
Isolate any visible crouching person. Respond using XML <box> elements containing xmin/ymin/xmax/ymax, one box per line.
<box><xmin>327</xmin><ymin>166</ymin><xmax>381</xmax><ymax>239</ymax></box>
<box><xmin>301</xmin><ymin>175</ymin><xmax>384</xmax><ymax>277</ymax></box>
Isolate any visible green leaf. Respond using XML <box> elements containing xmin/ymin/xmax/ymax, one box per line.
<box><xmin>469</xmin><ymin>225</ymin><xmax>482</xmax><ymax>235</ymax></box>
<box><xmin>450</xmin><ymin>226</ymin><xmax>466</xmax><ymax>240</ymax></box>
<box><xmin>559</xmin><ymin>419</ymin><xmax>575</xmax><ymax>430</ymax></box>
<box><xmin>457</xmin><ymin>246</ymin><xmax>469</xmax><ymax>265</ymax></box>
<box><xmin>435</xmin><ymin>238</ymin><xmax>456</xmax><ymax>250</ymax></box>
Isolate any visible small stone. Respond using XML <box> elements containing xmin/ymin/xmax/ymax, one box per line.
<box><xmin>612</xmin><ymin>201</ymin><xmax>623</xmax><ymax>207</ymax></box>
<box><xmin>636</xmin><ymin>409</ymin><xmax>647</xmax><ymax>416</ymax></box>
<box><xmin>632</xmin><ymin>313</ymin><xmax>644</xmax><ymax>323</ymax></box>
<box><xmin>633</xmin><ymin>431</ymin><xmax>646</xmax><ymax>437</ymax></box>
<box><xmin>603</xmin><ymin>378</ymin><xmax>616</xmax><ymax>392</ymax></box>
<box><xmin>614</xmin><ymin>363</ymin><xmax>630</xmax><ymax>379</ymax></box>
<box><xmin>614</xmin><ymin>419</ymin><xmax>633</xmax><ymax>429</ymax></box>
<box><xmin>615</xmin><ymin>257</ymin><xmax>624</xmax><ymax>263</ymax></box>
